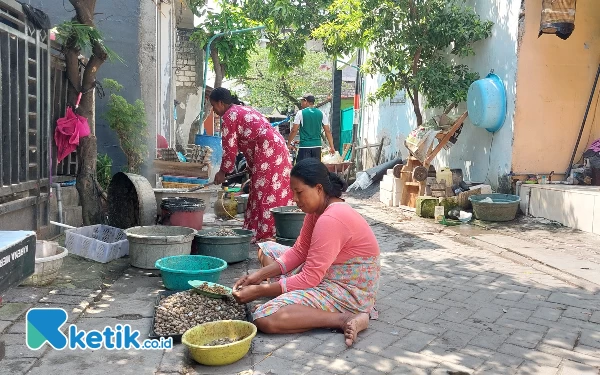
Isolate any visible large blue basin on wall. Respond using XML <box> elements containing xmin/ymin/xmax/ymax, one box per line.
<box><xmin>467</xmin><ymin>73</ymin><xmax>507</xmax><ymax>133</ymax></box>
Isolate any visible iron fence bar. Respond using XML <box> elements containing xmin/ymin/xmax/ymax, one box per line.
<box><xmin>9</xmin><ymin>32</ymin><xmax>18</xmax><ymax>185</ymax></box>
<box><xmin>0</xmin><ymin>22</ymin><xmax>34</xmax><ymax>44</ymax></box>
<box><xmin>34</xmin><ymin>29</ymin><xmax>41</xmax><ymax>229</ymax></box>
<box><xmin>18</xmin><ymin>37</ymin><xmax>27</xmax><ymax>183</ymax></box>
<box><xmin>22</xmin><ymin>33</ymin><xmax>29</xmax><ymax>183</ymax></box>
<box><xmin>0</xmin><ymin>30</ymin><xmax>3</xmax><ymax>187</ymax></box>
<box><xmin>45</xmin><ymin>35</ymin><xmax>51</xmax><ymax>178</ymax></box>
<box><xmin>1</xmin><ymin>32</ymin><xmax>12</xmax><ymax>186</ymax></box>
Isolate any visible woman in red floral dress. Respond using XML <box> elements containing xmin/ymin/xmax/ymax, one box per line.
<box><xmin>210</xmin><ymin>88</ymin><xmax>293</xmax><ymax>241</ymax></box>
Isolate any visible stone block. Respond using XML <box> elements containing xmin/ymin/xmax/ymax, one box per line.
<box><xmin>541</xmin><ymin>327</ymin><xmax>579</xmax><ymax>350</ymax></box>
<box><xmin>0</xmin><ymin>303</ymin><xmax>31</xmax><ymax>322</ymax></box>
<box><xmin>531</xmin><ymin>306</ymin><xmax>563</xmax><ymax>322</ymax></box>
<box><xmin>381</xmin><ymin>175</ymin><xmax>402</xmax><ymax>192</ymax></box>
<box><xmin>505</xmin><ymin>329</ymin><xmax>544</xmax><ymax>348</ymax></box>
<box><xmin>379</xmin><ymin>189</ymin><xmax>400</xmax><ymax>207</ymax></box>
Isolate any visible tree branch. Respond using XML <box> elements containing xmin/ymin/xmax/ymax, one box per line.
<box><xmin>210</xmin><ymin>44</ymin><xmax>224</xmax><ymax>88</ymax></box>
<box><xmin>68</xmin><ymin>0</ymin><xmax>97</xmax><ymax>25</ymax></box>
<box><xmin>412</xmin><ymin>46</ymin><xmax>423</xmax><ymax>125</ymax></box>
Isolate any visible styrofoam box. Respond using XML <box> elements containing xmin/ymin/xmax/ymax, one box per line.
<box><xmin>65</xmin><ymin>225</ymin><xmax>129</xmax><ymax>263</ymax></box>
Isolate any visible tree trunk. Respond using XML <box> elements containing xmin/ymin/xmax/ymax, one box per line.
<box><xmin>67</xmin><ymin>0</ymin><xmax>107</xmax><ymax>225</ymax></box>
<box><xmin>210</xmin><ymin>45</ymin><xmax>225</xmax><ymax>88</ymax></box>
<box><xmin>411</xmin><ymin>47</ymin><xmax>423</xmax><ymax>126</ymax></box>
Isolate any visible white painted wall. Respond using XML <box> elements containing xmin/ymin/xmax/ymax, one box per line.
<box><xmin>360</xmin><ymin>0</ymin><xmax>520</xmax><ymax>188</ymax></box>
<box><xmin>158</xmin><ymin>2</ymin><xmax>176</xmax><ymax>145</ymax></box>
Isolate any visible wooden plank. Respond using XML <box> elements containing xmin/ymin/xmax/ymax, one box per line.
<box><xmin>423</xmin><ymin>111</ymin><xmax>468</xmax><ymax>167</ymax></box>
<box><xmin>363</xmin><ymin>138</ymin><xmax>377</xmax><ymax>166</ymax></box>
<box><xmin>375</xmin><ymin>137</ymin><xmax>385</xmax><ymax>165</ymax></box>
<box><xmin>153</xmin><ymin>160</ymin><xmax>209</xmax><ymax>178</ymax></box>
<box><xmin>341</xmin><ymin>143</ymin><xmax>352</xmax><ymax>160</ymax></box>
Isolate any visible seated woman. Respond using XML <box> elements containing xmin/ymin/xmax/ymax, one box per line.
<box><xmin>232</xmin><ymin>158</ymin><xmax>380</xmax><ymax>346</ymax></box>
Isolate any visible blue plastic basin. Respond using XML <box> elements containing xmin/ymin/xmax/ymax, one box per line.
<box><xmin>155</xmin><ymin>255</ymin><xmax>227</xmax><ymax>291</ymax></box>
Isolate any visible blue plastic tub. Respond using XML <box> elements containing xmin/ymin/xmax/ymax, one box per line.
<box><xmin>195</xmin><ymin>135</ymin><xmax>223</xmax><ymax>171</ymax></box>
<box><xmin>155</xmin><ymin>255</ymin><xmax>227</xmax><ymax>291</ymax></box>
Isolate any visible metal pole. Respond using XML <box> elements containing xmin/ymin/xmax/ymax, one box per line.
<box><xmin>565</xmin><ymin>63</ymin><xmax>600</xmax><ymax>178</ymax></box>
<box><xmin>198</xmin><ymin>25</ymin><xmax>265</xmax><ymax>135</ymax></box>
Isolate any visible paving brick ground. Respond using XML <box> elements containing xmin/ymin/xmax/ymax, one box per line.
<box><xmin>1</xmin><ymin>197</ymin><xmax>600</xmax><ymax>374</ymax></box>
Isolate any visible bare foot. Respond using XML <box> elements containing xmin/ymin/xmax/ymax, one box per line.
<box><xmin>341</xmin><ymin>313</ymin><xmax>369</xmax><ymax>346</ymax></box>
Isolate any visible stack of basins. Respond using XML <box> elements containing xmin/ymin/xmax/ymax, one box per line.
<box><xmin>270</xmin><ymin>206</ymin><xmax>306</xmax><ymax>247</ymax></box>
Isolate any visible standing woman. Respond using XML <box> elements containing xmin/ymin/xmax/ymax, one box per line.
<box><xmin>210</xmin><ymin>88</ymin><xmax>293</xmax><ymax>242</ymax></box>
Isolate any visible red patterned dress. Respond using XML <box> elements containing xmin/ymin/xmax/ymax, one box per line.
<box><xmin>219</xmin><ymin>105</ymin><xmax>293</xmax><ymax>241</ymax></box>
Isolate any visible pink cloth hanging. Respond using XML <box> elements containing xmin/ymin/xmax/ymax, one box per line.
<box><xmin>54</xmin><ymin>106</ymin><xmax>90</xmax><ymax>163</ymax></box>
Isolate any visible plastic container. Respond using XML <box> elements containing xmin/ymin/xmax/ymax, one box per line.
<box><xmin>160</xmin><ymin>197</ymin><xmax>206</xmax><ymax>231</ymax></box>
<box><xmin>124</xmin><ymin>226</ymin><xmax>197</xmax><ymax>269</ymax></box>
<box><xmin>270</xmin><ymin>206</ymin><xmax>306</xmax><ymax>239</ymax></box>
<box><xmin>154</xmin><ymin>188</ymin><xmax>214</xmax><ymax>216</ymax></box>
<box><xmin>195</xmin><ymin>135</ymin><xmax>223</xmax><ymax>181</ymax></box>
<box><xmin>437</xmin><ymin>168</ymin><xmax>453</xmax><ymax>185</ymax></box>
<box><xmin>467</xmin><ymin>73</ymin><xmax>507</xmax><ymax>133</ymax></box>
<box><xmin>65</xmin><ymin>225</ymin><xmax>129</xmax><ymax>263</ymax></box>
<box><xmin>21</xmin><ymin>241</ymin><xmax>69</xmax><ymax>286</ymax></box>
<box><xmin>195</xmin><ymin>229</ymin><xmax>253</xmax><ymax>263</ymax></box>
<box><xmin>275</xmin><ymin>237</ymin><xmax>296</xmax><ymax>247</ymax></box>
<box><xmin>469</xmin><ymin>194</ymin><xmax>521</xmax><ymax>222</ymax></box>
<box><xmin>155</xmin><ymin>254</ymin><xmax>227</xmax><ymax>290</ymax></box>
<box><xmin>236</xmin><ymin>194</ymin><xmax>249</xmax><ymax>214</ymax></box>
<box><xmin>182</xmin><ymin>320</ymin><xmax>257</xmax><ymax>366</ymax></box>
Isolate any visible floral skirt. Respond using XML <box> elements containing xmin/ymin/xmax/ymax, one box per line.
<box><xmin>252</xmin><ymin>242</ymin><xmax>380</xmax><ymax>320</ymax></box>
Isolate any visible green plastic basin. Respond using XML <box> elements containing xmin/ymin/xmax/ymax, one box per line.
<box><xmin>155</xmin><ymin>255</ymin><xmax>227</xmax><ymax>291</ymax></box>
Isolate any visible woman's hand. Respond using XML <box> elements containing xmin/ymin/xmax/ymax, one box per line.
<box><xmin>213</xmin><ymin>170</ymin><xmax>226</xmax><ymax>185</ymax></box>
<box><xmin>233</xmin><ymin>272</ymin><xmax>263</xmax><ymax>290</ymax></box>
<box><xmin>232</xmin><ymin>285</ymin><xmax>263</xmax><ymax>304</ymax></box>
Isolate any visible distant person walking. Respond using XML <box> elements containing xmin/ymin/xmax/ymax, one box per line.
<box><xmin>287</xmin><ymin>94</ymin><xmax>335</xmax><ymax>162</ymax></box>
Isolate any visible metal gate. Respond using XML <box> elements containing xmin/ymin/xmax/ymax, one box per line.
<box><xmin>0</xmin><ymin>0</ymin><xmax>51</xmax><ymax>230</ymax></box>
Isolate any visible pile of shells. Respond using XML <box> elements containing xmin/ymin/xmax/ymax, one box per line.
<box><xmin>195</xmin><ymin>282</ymin><xmax>231</xmax><ymax>295</ymax></box>
<box><xmin>209</xmin><ymin>228</ymin><xmax>238</xmax><ymax>236</ymax></box>
<box><xmin>204</xmin><ymin>337</ymin><xmax>240</xmax><ymax>346</ymax></box>
<box><xmin>153</xmin><ymin>291</ymin><xmax>246</xmax><ymax>336</ymax></box>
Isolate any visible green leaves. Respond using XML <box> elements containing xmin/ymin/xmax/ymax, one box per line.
<box><xmin>190</xmin><ymin>2</ymin><xmax>259</xmax><ymax>79</ymax></box>
<box><xmin>55</xmin><ymin>21</ymin><xmax>123</xmax><ymax>63</ymax></box>
<box><xmin>102</xmin><ymin>79</ymin><xmax>148</xmax><ymax>174</ymax></box>
<box><xmin>238</xmin><ymin>48</ymin><xmax>331</xmax><ymax>111</ymax></box>
<box><xmin>314</xmin><ymin>0</ymin><xmax>493</xmax><ymax>124</ymax></box>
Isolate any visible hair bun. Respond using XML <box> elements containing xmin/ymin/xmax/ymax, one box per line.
<box><xmin>328</xmin><ymin>172</ymin><xmax>347</xmax><ymax>198</ymax></box>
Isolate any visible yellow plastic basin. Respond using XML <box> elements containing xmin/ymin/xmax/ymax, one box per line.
<box><xmin>182</xmin><ymin>320</ymin><xmax>257</xmax><ymax>366</ymax></box>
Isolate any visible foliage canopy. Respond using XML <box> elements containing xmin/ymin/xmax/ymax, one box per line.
<box><xmin>313</xmin><ymin>0</ymin><xmax>493</xmax><ymax>125</ymax></box>
<box><xmin>103</xmin><ymin>79</ymin><xmax>148</xmax><ymax>174</ymax></box>
<box><xmin>238</xmin><ymin>49</ymin><xmax>332</xmax><ymax>112</ymax></box>
<box><xmin>190</xmin><ymin>2</ymin><xmax>259</xmax><ymax>83</ymax></box>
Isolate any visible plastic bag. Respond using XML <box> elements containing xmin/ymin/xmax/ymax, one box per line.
<box><xmin>405</xmin><ymin>127</ymin><xmax>439</xmax><ymax>163</ymax></box>
<box><xmin>323</xmin><ymin>151</ymin><xmax>343</xmax><ymax>164</ymax></box>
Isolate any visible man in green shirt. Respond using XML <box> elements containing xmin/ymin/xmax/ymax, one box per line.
<box><xmin>287</xmin><ymin>94</ymin><xmax>335</xmax><ymax>162</ymax></box>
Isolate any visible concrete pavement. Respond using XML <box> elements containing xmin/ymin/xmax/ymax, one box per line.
<box><xmin>1</xmin><ymin>197</ymin><xmax>600</xmax><ymax>374</ymax></box>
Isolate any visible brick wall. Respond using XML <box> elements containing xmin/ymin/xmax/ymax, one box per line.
<box><xmin>175</xmin><ymin>29</ymin><xmax>197</xmax><ymax>87</ymax></box>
